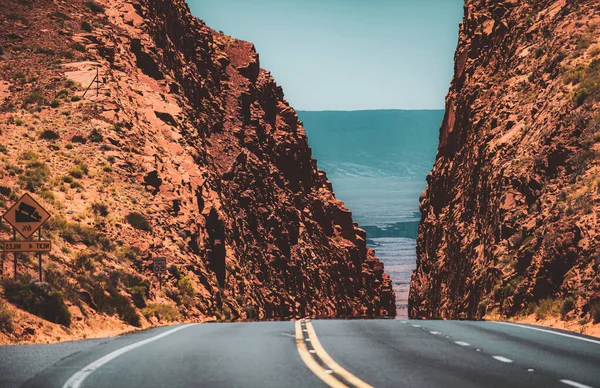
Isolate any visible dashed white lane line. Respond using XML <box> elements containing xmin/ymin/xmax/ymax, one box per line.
<box><xmin>412</xmin><ymin>324</ymin><xmax>421</xmax><ymax>328</ymax></box>
<box><xmin>492</xmin><ymin>356</ymin><xmax>513</xmax><ymax>363</ymax></box>
<box><xmin>62</xmin><ymin>324</ymin><xmax>195</xmax><ymax>388</ymax></box>
<box><xmin>429</xmin><ymin>331</ymin><xmax>442</xmax><ymax>335</ymax></box>
<box><xmin>494</xmin><ymin>322</ymin><xmax>600</xmax><ymax>346</ymax></box>
<box><xmin>527</xmin><ymin>369</ymin><xmax>534</xmax><ymax>372</ymax></box>
<box><xmin>559</xmin><ymin>379</ymin><xmax>595</xmax><ymax>388</ymax></box>
<box><xmin>454</xmin><ymin>341</ymin><xmax>470</xmax><ymax>347</ymax></box>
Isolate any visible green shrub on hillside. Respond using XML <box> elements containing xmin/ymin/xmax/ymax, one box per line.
<box><xmin>535</xmin><ymin>298</ymin><xmax>560</xmax><ymax>320</ymax></box>
<box><xmin>2</xmin><ymin>280</ymin><xmax>71</xmax><ymax>326</ymax></box>
<box><xmin>561</xmin><ymin>297</ymin><xmax>575</xmax><ymax>318</ymax></box>
<box><xmin>81</xmin><ymin>21</ymin><xmax>92</xmax><ymax>32</ymax></box>
<box><xmin>40</xmin><ymin>129</ymin><xmax>59</xmax><ymax>140</ymax></box>
<box><xmin>85</xmin><ymin>0</ymin><xmax>105</xmax><ymax>13</ymax></box>
<box><xmin>592</xmin><ymin>301</ymin><xmax>600</xmax><ymax>324</ymax></box>
<box><xmin>177</xmin><ymin>276</ymin><xmax>195</xmax><ymax>306</ymax></box>
<box><xmin>19</xmin><ymin>160</ymin><xmax>49</xmax><ymax>192</ymax></box>
<box><xmin>0</xmin><ymin>299</ymin><xmax>13</xmax><ymax>332</ymax></box>
<box><xmin>88</xmin><ymin>129</ymin><xmax>103</xmax><ymax>143</ymax></box>
<box><xmin>142</xmin><ymin>303</ymin><xmax>180</xmax><ymax>322</ymax></box>
<box><xmin>125</xmin><ymin>212</ymin><xmax>152</xmax><ymax>232</ymax></box>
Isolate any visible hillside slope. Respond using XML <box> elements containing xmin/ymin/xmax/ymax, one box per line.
<box><xmin>410</xmin><ymin>0</ymin><xmax>600</xmax><ymax>332</ymax></box>
<box><xmin>0</xmin><ymin>0</ymin><xmax>394</xmax><ymax>344</ymax></box>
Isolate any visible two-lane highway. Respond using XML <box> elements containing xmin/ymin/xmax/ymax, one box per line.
<box><xmin>0</xmin><ymin>320</ymin><xmax>598</xmax><ymax>388</ymax></box>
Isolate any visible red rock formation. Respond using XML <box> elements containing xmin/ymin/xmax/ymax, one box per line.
<box><xmin>0</xmin><ymin>0</ymin><xmax>393</xmax><ymax>342</ymax></box>
<box><xmin>410</xmin><ymin>0</ymin><xmax>600</xmax><ymax>327</ymax></box>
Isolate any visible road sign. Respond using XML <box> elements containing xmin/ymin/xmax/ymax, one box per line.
<box><xmin>2</xmin><ymin>193</ymin><xmax>51</xmax><ymax>239</ymax></box>
<box><xmin>1</xmin><ymin>240</ymin><xmax>52</xmax><ymax>253</ymax></box>
<box><xmin>153</xmin><ymin>257</ymin><xmax>167</xmax><ymax>274</ymax></box>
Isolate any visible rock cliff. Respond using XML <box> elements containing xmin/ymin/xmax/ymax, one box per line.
<box><xmin>410</xmin><ymin>0</ymin><xmax>600</xmax><ymax>329</ymax></box>
<box><xmin>0</xmin><ymin>0</ymin><xmax>394</xmax><ymax>343</ymax></box>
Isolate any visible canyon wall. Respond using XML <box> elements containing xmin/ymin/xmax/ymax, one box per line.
<box><xmin>410</xmin><ymin>0</ymin><xmax>600</xmax><ymax>326</ymax></box>
<box><xmin>0</xmin><ymin>0</ymin><xmax>394</xmax><ymax>343</ymax></box>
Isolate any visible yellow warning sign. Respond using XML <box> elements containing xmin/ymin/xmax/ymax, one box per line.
<box><xmin>2</xmin><ymin>193</ymin><xmax>51</xmax><ymax>239</ymax></box>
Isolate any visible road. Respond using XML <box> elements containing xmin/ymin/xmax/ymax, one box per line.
<box><xmin>0</xmin><ymin>319</ymin><xmax>598</xmax><ymax>388</ymax></box>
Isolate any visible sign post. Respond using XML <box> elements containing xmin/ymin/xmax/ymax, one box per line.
<box><xmin>2</xmin><ymin>193</ymin><xmax>51</xmax><ymax>281</ymax></box>
<box><xmin>153</xmin><ymin>257</ymin><xmax>167</xmax><ymax>289</ymax></box>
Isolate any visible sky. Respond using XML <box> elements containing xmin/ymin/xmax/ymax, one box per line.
<box><xmin>187</xmin><ymin>0</ymin><xmax>464</xmax><ymax>111</ymax></box>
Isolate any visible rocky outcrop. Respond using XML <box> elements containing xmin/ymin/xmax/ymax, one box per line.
<box><xmin>410</xmin><ymin>0</ymin><xmax>600</xmax><ymax>326</ymax></box>
<box><xmin>0</xmin><ymin>0</ymin><xmax>393</xmax><ymax>343</ymax></box>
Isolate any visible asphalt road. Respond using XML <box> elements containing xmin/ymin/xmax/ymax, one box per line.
<box><xmin>0</xmin><ymin>319</ymin><xmax>598</xmax><ymax>388</ymax></box>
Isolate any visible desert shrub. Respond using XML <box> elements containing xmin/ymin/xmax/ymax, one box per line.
<box><xmin>0</xmin><ymin>144</ymin><xmax>7</xmax><ymax>154</ymax></box>
<box><xmin>70</xmin><ymin>43</ymin><xmax>86</xmax><ymax>53</ymax></box>
<box><xmin>56</xmin><ymin>89</ymin><xmax>69</xmax><ymax>99</ymax></box>
<box><xmin>0</xmin><ymin>47</ymin><xmax>4</xmax><ymax>56</ymax></box>
<box><xmin>23</xmin><ymin>89</ymin><xmax>45</xmax><ymax>106</ymax></box>
<box><xmin>69</xmin><ymin>160</ymin><xmax>88</xmax><ymax>178</ymax></box>
<box><xmin>128</xmin><ymin>285</ymin><xmax>149</xmax><ymax>308</ymax></box>
<box><xmin>125</xmin><ymin>212</ymin><xmax>151</xmax><ymax>232</ymax></box>
<box><xmin>177</xmin><ymin>276</ymin><xmax>195</xmax><ymax>306</ymax></box>
<box><xmin>19</xmin><ymin>160</ymin><xmax>49</xmax><ymax>192</ymax></box>
<box><xmin>573</xmin><ymin>59</ymin><xmax>600</xmax><ymax>106</ymax></box>
<box><xmin>535</xmin><ymin>298</ymin><xmax>560</xmax><ymax>320</ymax></box>
<box><xmin>0</xmin><ymin>299</ymin><xmax>13</xmax><ymax>332</ymax></box>
<box><xmin>2</xmin><ymin>280</ymin><xmax>71</xmax><ymax>326</ymax></box>
<box><xmin>88</xmin><ymin>128</ymin><xmax>103</xmax><ymax>143</ymax></box>
<box><xmin>245</xmin><ymin>305</ymin><xmax>257</xmax><ymax>320</ymax></box>
<box><xmin>561</xmin><ymin>297</ymin><xmax>575</xmax><ymax>318</ymax></box>
<box><xmin>85</xmin><ymin>0</ymin><xmax>105</xmax><ymax>13</ymax></box>
<box><xmin>49</xmin><ymin>11</ymin><xmax>70</xmax><ymax>20</ymax></box>
<box><xmin>71</xmin><ymin>96</ymin><xmax>81</xmax><ymax>102</ymax></box>
<box><xmin>0</xmin><ymin>186</ymin><xmax>11</xmax><ymax>197</ymax></box>
<box><xmin>91</xmin><ymin>202</ymin><xmax>108</xmax><ymax>216</ymax></box>
<box><xmin>113</xmin><ymin>292</ymin><xmax>141</xmax><ymax>326</ymax></box>
<box><xmin>164</xmin><ymin>287</ymin><xmax>181</xmax><ymax>304</ymax></box>
<box><xmin>13</xmin><ymin>72</ymin><xmax>26</xmax><ymax>82</ymax></box>
<box><xmin>40</xmin><ymin>129</ymin><xmax>59</xmax><ymax>140</ymax></box>
<box><xmin>34</xmin><ymin>47</ymin><xmax>55</xmax><ymax>55</ymax></box>
<box><xmin>50</xmin><ymin>98</ymin><xmax>60</xmax><ymax>108</ymax></box>
<box><xmin>102</xmin><ymin>164</ymin><xmax>112</xmax><ymax>172</ymax></box>
<box><xmin>64</xmin><ymin>223</ymin><xmax>109</xmax><ymax>248</ymax></box>
<box><xmin>81</xmin><ymin>21</ymin><xmax>92</xmax><ymax>32</ymax></box>
<box><xmin>71</xmin><ymin>135</ymin><xmax>87</xmax><ymax>144</ymax></box>
<box><xmin>592</xmin><ymin>301</ymin><xmax>600</xmax><ymax>324</ymax></box>
<box><xmin>142</xmin><ymin>304</ymin><xmax>180</xmax><ymax>322</ymax></box>
<box><xmin>168</xmin><ymin>264</ymin><xmax>181</xmax><ymax>280</ymax></box>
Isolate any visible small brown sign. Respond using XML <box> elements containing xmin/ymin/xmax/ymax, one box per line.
<box><xmin>2</xmin><ymin>193</ymin><xmax>51</xmax><ymax>239</ymax></box>
<box><xmin>1</xmin><ymin>240</ymin><xmax>52</xmax><ymax>253</ymax></box>
<box><xmin>153</xmin><ymin>257</ymin><xmax>167</xmax><ymax>274</ymax></box>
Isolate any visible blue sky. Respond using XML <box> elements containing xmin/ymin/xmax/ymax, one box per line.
<box><xmin>187</xmin><ymin>0</ymin><xmax>464</xmax><ymax>111</ymax></box>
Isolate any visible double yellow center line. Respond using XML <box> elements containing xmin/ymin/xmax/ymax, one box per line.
<box><xmin>295</xmin><ymin>319</ymin><xmax>373</xmax><ymax>388</ymax></box>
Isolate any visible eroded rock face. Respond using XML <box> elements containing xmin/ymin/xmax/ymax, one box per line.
<box><xmin>410</xmin><ymin>0</ymin><xmax>600</xmax><ymax>323</ymax></box>
<box><xmin>0</xmin><ymin>0</ymin><xmax>393</xmax><ymax>341</ymax></box>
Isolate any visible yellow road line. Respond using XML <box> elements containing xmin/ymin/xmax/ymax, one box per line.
<box><xmin>295</xmin><ymin>320</ymin><xmax>345</xmax><ymax>387</ymax></box>
<box><xmin>295</xmin><ymin>320</ymin><xmax>374</xmax><ymax>388</ymax></box>
<box><xmin>305</xmin><ymin>320</ymin><xmax>374</xmax><ymax>388</ymax></box>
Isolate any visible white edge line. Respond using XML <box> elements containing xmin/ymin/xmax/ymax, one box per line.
<box><xmin>63</xmin><ymin>324</ymin><xmax>194</xmax><ymax>388</ymax></box>
<box><xmin>560</xmin><ymin>379</ymin><xmax>595</xmax><ymax>388</ymax></box>
<box><xmin>494</xmin><ymin>322</ymin><xmax>600</xmax><ymax>346</ymax></box>
<box><xmin>492</xmin><ymin>356</ymin><xmax>513</xmax><ymax>363</ymax></box>
<box><xmin>454</xmin><ymin>341</ymin><xmax>470</xmax><ymax>346</ymax></box>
